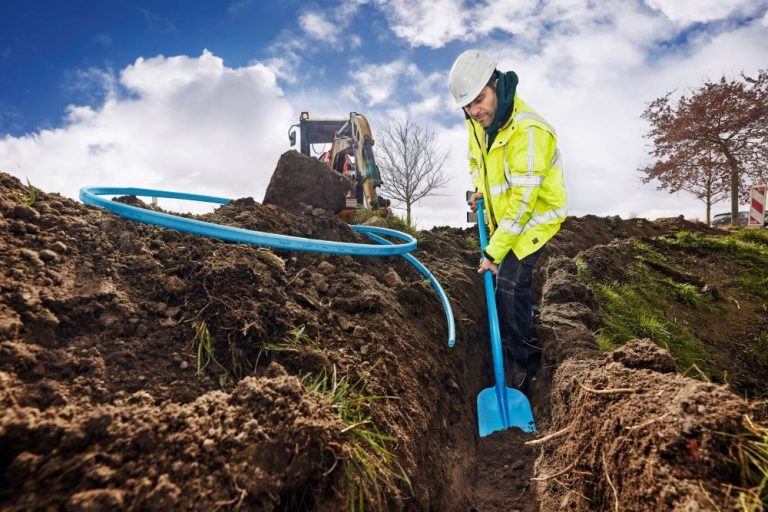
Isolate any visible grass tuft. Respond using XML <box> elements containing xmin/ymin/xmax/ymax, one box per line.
<box><xmin>262</xmin><ymin>325</ymin><xmax>316</xmax><ymax>353</ymax></box>
<box><xmin>663</xmin><ymin>279</ymin><xmax>704</xmax><ymax>306</ymax></box>
<box><xmin>303</xmin><ymin>366</ymin><xmax>410</xmax><ymax>511</ymax></box>
<box><xmin>353</xmin><ymin>208</ymin><xmax>420</xmax><ymax>239</ymax></box>
<box><xmin>734</xmin><ymin>229</ymin><xmax>768</xmax><ymax>248</ymax></box>
<box><xmin>190</xmin><ymin>318</ymin><xmax>230</xmax><ymax>387</ymax></box>
<box><xmin>13</xmin><ymin>178</ymin><xmax>40</xmax><ymax>207</ymax></box>
<box><xmin>191</xmin><ymin>319</ymin><xmax>216</xmax><ymax>374</ymax></box>
<box><xmin>574</xmin><ymin>256</ymin><xmax>589</xmax><ymax>279</ymax></box>
<box><xmin>726</xmin><ymin>416</ymin><xmax>768</xmax><ymax>511</ymax></box>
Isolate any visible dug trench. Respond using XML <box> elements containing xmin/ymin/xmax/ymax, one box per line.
<box><xmin>0</xmin><ymin>163</ymin><xmax>765</xmax><ymax>510</ymax></box>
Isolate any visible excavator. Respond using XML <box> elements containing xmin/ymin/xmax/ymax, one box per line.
<box><xmin>288</xmin><ymin>111</ymin><xmax>390</xmax><ymax>220</ymax></box>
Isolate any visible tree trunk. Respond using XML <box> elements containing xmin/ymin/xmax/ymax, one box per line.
<box><xmin>730</xmin><ymin>167</ymin><xmax>739</xmax><ymax>225</ymax></box>
<box><xmin>722</xmin><ymin>144</ymin><xmax>740</xmax><ymax>226</ymax></box>
<box><xmin>406</xmin><ymin>204</ymin><xmax>412</xmax><ymax>228</ymax></box>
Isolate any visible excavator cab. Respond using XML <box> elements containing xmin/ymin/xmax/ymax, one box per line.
<box><xmin>288</xmin><ymin>112</ymin><xmax>390</xmax><ymax>216</ymax></box>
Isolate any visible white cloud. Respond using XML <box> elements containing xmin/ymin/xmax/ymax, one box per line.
<box><xmin>299</xmin><ymin>12</ymin><xmax>337</xmax><ymax>43</ymax></box>
<box><xmin>644</xmin><ymin>0</ymin><xmax>760</xmax><ymax>24</ymax></box>
<box><xmin>402</xmin><ymin>4</ymin><xmax>768</xmax><ymax>228</ymax></box>
<box><xmin>262</xmin><ymin>38</ymin><xmax>306</xmax><ymax>84</ymax></box>
<box><xmin>375</xmin><ymin>0</ymin><xmax>623</xmax><ymax>49</ymax></box>
<box><xmin>0</xmin><ymin>51</ymin><xmax>294</xmax><ymax>211</ymax></box>
<box><xmin>348</xmin><ymin>59</ymin><xmax>420</xmax><ymax>105</ymax></box>
<box><xmin>377</xmin><ymin>0</ymin><xmax>468</xmax><ymax>48</ymax></box>
<box><xmin>268</xmin><ymin>2</ymin><xmax>367</xmax><ymax>82</ymax></box>
<box><xmin>4</xmin><ymin>1</ymin><xmax>767</xmax><ymax>231</ymax></box>
<box><xmin>375</xmin><ymin>0</ymin><xmax>766</xmax><ymax>50</ymax></box>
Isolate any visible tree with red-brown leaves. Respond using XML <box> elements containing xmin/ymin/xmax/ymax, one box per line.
<box><xmin>640</xmin><ymin>70</ymin><xmax>768</xmax><ymax>225</ymax></box>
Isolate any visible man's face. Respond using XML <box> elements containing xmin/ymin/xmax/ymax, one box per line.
<box><xmin>464</xmin><ymin>84</ymin><xmax>497</xmax><ymax>128</ymax></box>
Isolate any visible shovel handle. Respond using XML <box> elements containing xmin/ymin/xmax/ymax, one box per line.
<box><xmin>473</xmin><ymin>199</ymin><xmax>510</xmax><ymax>428</ymax></box>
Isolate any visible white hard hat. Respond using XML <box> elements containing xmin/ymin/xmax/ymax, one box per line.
<box><xmin>448</xmin><ymin>50</ymin><xmax>497</xmax><ymax>108</ymax></box>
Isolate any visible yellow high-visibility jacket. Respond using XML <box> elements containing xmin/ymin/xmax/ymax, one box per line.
<box><xmin>468</xmin><ymin>95</ymin><xmax>567</xmax><ymax>263</ymax></box>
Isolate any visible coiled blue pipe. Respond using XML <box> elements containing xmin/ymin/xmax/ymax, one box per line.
<box><xmin>79</xmin><ymin>187</ymin><xmax>455</xmax><ymax>347</ymax></box>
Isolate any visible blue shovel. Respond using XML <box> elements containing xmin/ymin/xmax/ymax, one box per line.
<box><xmin>474</xmin><ymin>198</ymin><xmax>536</xmax><ymax>436</ymax></box>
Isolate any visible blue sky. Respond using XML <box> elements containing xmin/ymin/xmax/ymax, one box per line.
<box><xmin>1</xmin><ymin>0</ymin><xmax>767</xmax><ymax>227</ymax></box>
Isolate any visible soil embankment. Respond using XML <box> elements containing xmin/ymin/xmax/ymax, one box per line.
<box><xmin>0</xmin><ymin>167</ymin><xmax>764</xmax><ymax>510</ymax></box>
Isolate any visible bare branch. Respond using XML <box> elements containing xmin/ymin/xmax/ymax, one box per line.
<box><xmin>375</xmin><ymin>116</ymin><xmax>451</xmax><ymax>227</ymax></box>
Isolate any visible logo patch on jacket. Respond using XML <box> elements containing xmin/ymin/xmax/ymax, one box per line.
<box><xmin>532</xmin><ymin>237</ymin><xmax>539</xmax><ymax>244</ymax></box>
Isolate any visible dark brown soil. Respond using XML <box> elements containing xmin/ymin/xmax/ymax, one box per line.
<box><xmin>0</xmin><ymin>168</ymin><xmax>762</xmax><ymax>511</ymax></box>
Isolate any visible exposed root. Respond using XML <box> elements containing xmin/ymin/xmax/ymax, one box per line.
<box><xmin>532</xmin><ymin>445</ymin><xmax>590</xmax><ymax>482</ymax></box>
<box><xmin>626</xmin><ymin>412</ymin><xmax>670</xmax><ymax>432</ymax></box>
<box><xmin>578</xmin><ymin>381</ymin><xmax>638</xmax><ymax>395</ymax></box>
<box><xmin>553</xmin><ymin>478</ymin><xmax>591</xmax><ymax>503</ymax></box>
<box><xmin>687</xmin><ymin>363</ymin><xmax>712</xmax><ymax>383</ymax></box>
<box><xmin>525</xmin><ymin>425</ymin><xmax>573</xmax><ymax>446</ymax></box>
<box><xmin>602</xmin><ymin>451</ymin><xmax>619</xmax><ymax>512</ymax></box>
<box><xmin>698</xmin><ymin>482</ymin><xmax>722</xmax><ymax>512</ymax></box>
<box><xmin>214</xmin><ymin>487</ymin><xmax>247</xmax><ymax>511</ymax></box>
<box><xmin>285</xmin><ymin>267</ymin><xmax>311</xmax><ymax>287</ymax></box>
<box><xmin>532</xmin><ymin>459</ymin><xmax>581</xmax><ymax>482</ymax></box>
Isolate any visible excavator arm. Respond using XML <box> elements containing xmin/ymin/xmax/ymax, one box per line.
<box><xmin>346</xmin><ymin>113</ymin><xmax>385</xmax><ymax>210</ymax></box>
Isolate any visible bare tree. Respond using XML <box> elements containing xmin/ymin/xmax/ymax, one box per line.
<box><xmin>375</xmin><ymin>117</ymin><xmax>450</xmax><ymax>227</ymax></box>
<box><xmin>640</xmin><ymin>70</ymin><xmax>768</xmax><ymax>225</ymax></box>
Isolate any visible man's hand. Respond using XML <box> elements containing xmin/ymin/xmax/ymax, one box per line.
<box><xmin>468</xmin><ymin>192</ymin><xmax>484</xmax><ymax>212</ymax></box>
<box><xmin>477</xmin><ymin>257</ymin><xmax>498</xmax><ymax>274</ymax></box>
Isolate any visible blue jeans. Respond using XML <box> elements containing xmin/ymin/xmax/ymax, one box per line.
<box><xmin>495</xmin><ymin>249</ymin><xmax>541</xmax><ymax>368</ymax></box>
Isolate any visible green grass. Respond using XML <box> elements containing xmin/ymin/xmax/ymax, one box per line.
<box><xmin>582</xmin><ymin>229</ymin><xmax>768</xmax><ymax>384</ymax></box>
<box><xmin>191</xmin><ymin>319</ymin><xmax>217</xmax><ymax>374</ymax></box>
<box><xmin>190</xmin><ymin>318</ymin><xmax>230</xmax><ymax>387</ymax></box>
<box><xmin>13</xmin><ymin>178</ymin><xmax>40</xmax><ymax>207</ymax></box>
<box><xmin>302</xmin><ymin>367</ymin><xmax>410</xmax><ymax>511</ymax></box>
<box><xmin>353</xmin><ymin>208</ymin><xmax>420</xmax><ymax>239</ymax></box>
<box><xmin>574</xmin><ymin>256</ymin><xmax>589</xmax><ymax>279</ymax></box>
<box><xmin>663</xmin><ymin>278</ymin><xmax>706</xmax><ymax>306</ymax></box>
<box><xmin>593</xmin><ymin>281</ymin><xmax>712</xmax><ymax>374</ymax></box>
<box><xmin>739</xmin><ymin>275</ymin><xmax>768</xmax><ymax>301</ymax></box>
<box><xmin>728</xmin><ymin>416</ymin><xmax>768</xmax><ymax>511</ymax></box>
<box><xmin>261</xmin><ymin>325</ymin><xmax>315</xmax><ymax>353</ymax></box>
<box><xmin>663</xmin><ymin>231</ymin><xmax>768</xmax><ymax>301</ymax></box>
<box><xmin>583</xmin><ymin>258</ymin><xmax>716</xmax><ymax>378</ymax></box>
<box><xmin>666</xmin><ymin>231</ymin><xmax>768</xmax><ymax>268</ymax></box>
<box><xmin>734</xmin><ymin>228</ymin><xmax>768</xmax><ymax>248</ymax></box>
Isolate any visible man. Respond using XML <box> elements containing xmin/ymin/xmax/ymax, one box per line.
<box><xmin>448</xmin><ymin>50</ymin><xmax>567</xmax><ymax>389</ymax></box>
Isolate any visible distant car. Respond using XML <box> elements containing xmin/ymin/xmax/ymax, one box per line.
<box><xmin>711</xmin><ymin>211</ymin><xmax>748</xmax><ymax>227</ymax></box>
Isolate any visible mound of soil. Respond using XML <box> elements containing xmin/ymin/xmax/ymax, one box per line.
<box><xmin>0</xmin><ymin>172</ymin><xmax>488</xmax><ymax>510</ymax></box>
<box><xmin>0</xmin><ymin>169</ymin><xmax>761</xmax><ymax>511</ymax></box>
<box><xmin>534</xmin><ymin>257</ymin><xmax>754</xmax><ymax>510</ymax></box>
<box><xmin>263</xmin><ymin>150</ymin><xmax>351</xmax><ymax>214</ymax></box>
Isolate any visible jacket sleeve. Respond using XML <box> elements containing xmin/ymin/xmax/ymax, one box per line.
<box><xmin>484</xmin><ymin>126</ymin><xmax>557</xmax><ymax>263</ymax></box>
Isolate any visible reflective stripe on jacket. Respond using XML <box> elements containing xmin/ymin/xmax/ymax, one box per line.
<box><xmin>467</xmin><ymin>95</ymin><xmax>567</xmax><ymax>262</ymax></box>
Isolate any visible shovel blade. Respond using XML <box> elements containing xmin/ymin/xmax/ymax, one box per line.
<box><xmin>477</xmin><ymin>387</ymin><xmax>536</xmax><ymax>436</ymax></box>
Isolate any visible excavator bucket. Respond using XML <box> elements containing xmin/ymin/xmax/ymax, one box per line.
<box><xmin>473</xmin><ymin>198</ymin><xmax>536</xmax><ymax>436</ymax></box>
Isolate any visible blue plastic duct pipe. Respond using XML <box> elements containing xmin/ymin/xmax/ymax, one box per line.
<box><xmin>79</xmin><ymin>187</ymin><xmax>455</xmax><ymax>347</ymax></box>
